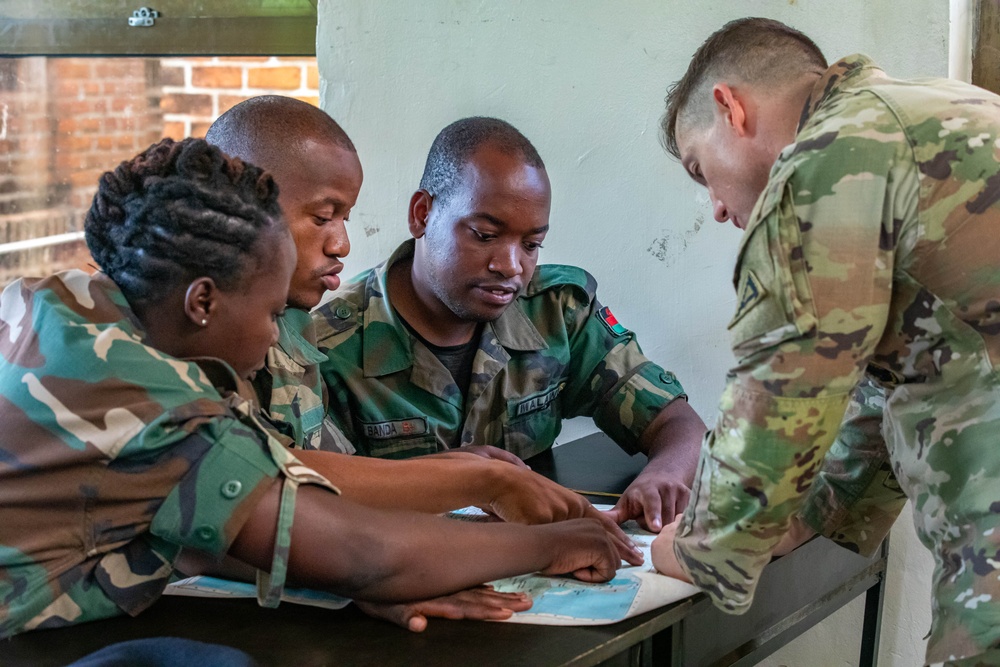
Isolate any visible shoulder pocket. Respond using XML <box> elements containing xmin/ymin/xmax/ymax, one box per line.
<box><xmin>728</xmin><ymin>181</ymin><xmax>817</xmax><ymax>361</ymax></box>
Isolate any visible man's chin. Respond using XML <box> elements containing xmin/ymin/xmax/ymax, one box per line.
<box><xmin>286</xmin><ymin>289</ymin><xmax>323</xmax><ymax>312</ymax></box>
<box><xmin>460</xmin><ymin>303</ymin><xmax>508</xmax><ymax>323</ymax></box>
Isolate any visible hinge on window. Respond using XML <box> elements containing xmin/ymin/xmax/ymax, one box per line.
<box><xmin>128</xmin><ymin>7</ymin><xmax>159</xmax><ymax>27</ymax></box>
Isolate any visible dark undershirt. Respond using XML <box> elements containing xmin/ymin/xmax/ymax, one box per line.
<box><xmin>398</xmin><ymin>314</ymin><xmax>482</xmax><ymax>449</ymax></box>
<box><xmin>397</xmin><ymin>312</ymin><xmax>483</xmax><ymax>405</ymax></box>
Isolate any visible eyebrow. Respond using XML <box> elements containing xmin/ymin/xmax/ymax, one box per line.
<box><xmin>307</xmin><ymin>196</ymin><xmax>348</xmax><ymax>209</ymax></box>
<box><xmin>473</xmin><ymin>213</ymin><xmax>549</xmax><ymax>235</ymax></box>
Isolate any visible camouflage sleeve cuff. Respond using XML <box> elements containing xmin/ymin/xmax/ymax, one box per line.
<box><xmin>593</xmin><ymin>361</ymin><xmax>686</xmax><ymax>455</ymax></box>
<box><xmin>256</xmin><ymin>475</ymin><xmax>298</xmax><ymax>608</ymax></box>
<box><xmin>251</xmin><ymin>419</ymin><xmax>341</xmax><ymax>608</ymax></box>
<box><xmin>150</xmin><ymin>419</ymin><xmax>283</xmax><ymax>556</ymax></box>
<box><xmin>799</xmin><ymin>451</ymin><xmax>905</xmax><ymax>557</ymax></box>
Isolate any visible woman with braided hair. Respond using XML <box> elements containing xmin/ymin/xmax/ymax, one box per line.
<box><xmin>0</xmin><ymin>137</ymin><xmax>629</xmax><ymax>645</ymax></box>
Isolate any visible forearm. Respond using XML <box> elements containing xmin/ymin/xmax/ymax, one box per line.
<box><xmin>675</xmin><ymin>384</ymin><xmax>851</xmax><ymax>613</ymax></box>
<box><xmin>638</xmin><ymin>399</ymin><xmax>705</xmax><ymax>486</ymax></box>
<box><xmin>231</xmin><ymin>485</ymin><xmax>563</xmax><ymax>602</ymax></box>
<box><xmin>174</xmin><ymin>548</ymin><xmax>256</xmax><ymax>580</ymax></box>
<box><xmin>799</xmin><ymin>376</ymin><xmax>904</xmax><ymax>556</ymax></box>
<box><xmin>294</xmin><ymin>449</ymin><xmax>507</xmax><ymax>513</ymax></box>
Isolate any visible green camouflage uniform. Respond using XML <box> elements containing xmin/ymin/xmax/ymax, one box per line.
<box><xmin>0</xmin><ymin>271</ymin><xmax>338</xmax><ymax>638</ymax></box>
<box><xmin>674</xmin><ymin>55</ymin><xmax>1000</xmax><ymax>665</ymax></box>
<box><xmin>254</xmin><ymin>308</ymin><xmax>354</xmax><ymax>454</ymax></box>
<box><xmin>312</xmin><ymin>240</ymin><xmax>687</xmax><ymax>461</ymax></box>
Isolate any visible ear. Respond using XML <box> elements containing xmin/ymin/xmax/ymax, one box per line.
<box><xmin>183</xmin><ymin>277</ymin><xmax>218</xmax><ymax>328</ymax></box>
<box><xmin>712</xmin><ymin>83</ymin><xmax>749</xmax><ymax>138</ymax></box>
<box><xmin>408</xmin><ymin>190</ymin><xmax>433</xmax><ymax>239</ymax></box>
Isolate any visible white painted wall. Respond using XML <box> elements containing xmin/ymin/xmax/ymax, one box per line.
<box><xmin>315</xmin><ymin>2</ymin><xmax>946</xmax><ymax>664</ymax></box>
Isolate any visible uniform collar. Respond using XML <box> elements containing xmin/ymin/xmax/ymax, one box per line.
<box><xmin>491</xmin><ymin>288</ymin><xmax>547</xmax><ymax>352</ymax></box>
<box><xmin>798</xmin><ymin>54</ymin><xmax>883</xmax><ymax>133</ymax></box>
<box><xmin>362</xmin><ymin>239</ymin><xmax>546</xmax><ymax>378</ymax></box>
<box><xmin>91</xmin><ymin>271</ymin><xmax>146</xmax><ymax>335</ymax></box>
<box><xmin>273</xmin><ymin>308</ymin><xmax>327</xmax><ymax>368</ymax></box>
<box><xmin>191</xmin><ymin>357</ymin><xmax>253</xmax><ymax>397</ymax></box>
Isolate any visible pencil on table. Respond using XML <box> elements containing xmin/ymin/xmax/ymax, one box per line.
<box><xmin>569</xmin><ymin>489</ymin><xmax>622</xmax><ymax>498</ymax></box>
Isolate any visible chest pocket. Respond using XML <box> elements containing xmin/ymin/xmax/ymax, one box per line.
<box><xmin>298</xmin><ymin>403</ymin><xmax>326</xmax><ymax>449</ymax></box>
<box><xmin>503</xmin><ymin>385</ymin><xmax>563</xmax><ymax>460</ymax></box>
<box><xmin>727</xmin><ymin>181</ymin><xmax>816</xmax><ymax>361</ymax></box>
<box><xmin>356</xmin><ymin>417</ymin><xmax>439</xmax><ymax>459</ymax></box>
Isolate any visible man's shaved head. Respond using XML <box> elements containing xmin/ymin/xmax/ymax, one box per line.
<box><xmin>206</xmin><ymin>95</ymin><xmax>363</xmax><ymax>310</ymax></box>
<box><xmin>207</xmin><ymin>95</ymin><xmax>356</xmax><ymax>171</ymax></box>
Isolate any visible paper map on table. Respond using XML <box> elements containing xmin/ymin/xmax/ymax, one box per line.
<box><xmin>450</xmin><ymin>505</ymin><xmax>699</xmax><ymax>626</ymax></box>
<box><xmin>164</xmin><ymin>504</ymin><xmax>698</xmax><ymax>626</ymax></box>
<box><xmin>165</xmin><ymin>575</ymin><xmax>352</xmax><ymax>610</ymax></box>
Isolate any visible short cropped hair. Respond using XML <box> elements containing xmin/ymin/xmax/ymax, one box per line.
<box><xmin>661</xmin><ymin>17</ymin><xmax>827</xmax><ymax>159</ymax></box>
<box><xmin>206</xmin><ymin>95</ymin><xmax>355</xmax><ymax>169</ymax></box>
<box><xmin>419</xmin><ymin>117</ymin><xmax>544</xmax><ymax>204</ymax></box>
<box><xmin>85</xmin><ymin>137</ymin><xmax>283</xmax><ymax>316</ymax></box>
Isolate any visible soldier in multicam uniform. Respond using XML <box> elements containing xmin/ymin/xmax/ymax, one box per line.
<box><xmin>312</xmin><ymin>116</ymin><xmax>707</xmax><ymax>532</ymax></box>
<box><xmin>0</xmin><ymin>137</ymin><xmax>630</xmax><ymax>640</ymax></box>
<box><xmin>649</xmin><ymin>17</ymin><xmax>1000</xmax><ymax>667</ymax></box>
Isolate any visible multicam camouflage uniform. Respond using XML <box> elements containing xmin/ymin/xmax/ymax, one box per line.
<box><xmin>674</xmin><ymin>54</ymin><xmax>1000</xmax><ymax>665</ymax></box>
<box><xmin>312</xmin><ymin>239</ymin><xmax>687</xmax><ymax>461</ymax></box>
<box><xmin>0</xmin><ymin>271</ymin><xmax>337</xmax><ymax>638</ymax></box>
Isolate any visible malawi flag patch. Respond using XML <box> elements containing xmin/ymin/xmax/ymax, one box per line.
<box><xmin>597</xmin><ymin>306</ymin><xmax>628</xmax><ymax>336</ymax></box>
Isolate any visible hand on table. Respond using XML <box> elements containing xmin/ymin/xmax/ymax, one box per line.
<box><xmin>538</xmin><ymin>518</ymin><xmax>631</xmax><ymax>583</ymax></box>
<box><xmin>603</xmin><ymin>469</ymin><xmax>691</xmax><ymax>533</ymax></box>
<box><xmin>488</xmin><ymin>466</ymin><xmax>643</xmax><ymax>567</ymax></box>
<box><xmin>649</xmin><ymin>515</ymin><xmax>692</xmax><ymax>582</ymax></box>
<box><xmin>355</xmin><ymin>585</ymin><xmax>532</xmax><ymax>632</ymax></box>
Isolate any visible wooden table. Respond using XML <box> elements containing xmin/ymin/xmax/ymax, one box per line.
<box><xmin>0</xmin><ymin>434</ymin><xmax>887</xmax><ymax>667</ymax></box>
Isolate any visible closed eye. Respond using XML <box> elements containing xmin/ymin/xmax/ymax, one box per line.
<box><xmin>690</xmin><ymin>164</ymin><xmax>705</xmax><ymax>185</ymax></box>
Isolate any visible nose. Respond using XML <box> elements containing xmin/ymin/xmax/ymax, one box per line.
<box><xmin>325</xmin><ymin>219</ymin><xmax>351</xmax><ymax>258</ymax></box>
<box><xmin>269</xmin><ymin>319</ymin><xmax>281</xmax><ymax>347</ymax></box>
<box><xmin>488</xmin><ymin>243</ymin><xmax>523</xmax><ymax>279</ymax></box>
<box><xmin>710</xmin><ymin>191</ymin><xmax>731</xmax><ymax>224</ymax></box>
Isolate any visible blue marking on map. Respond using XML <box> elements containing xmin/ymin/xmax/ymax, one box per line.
<box><xmin>492</xmin><ymin>572</ymin><xmax>641</xmax><ymax>621</ymax></box>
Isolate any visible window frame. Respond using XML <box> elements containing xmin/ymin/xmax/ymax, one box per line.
<box><xmin>0</xmin><ymin>2</ymin><xmax>317</xmax><ymax>57</ymax></box>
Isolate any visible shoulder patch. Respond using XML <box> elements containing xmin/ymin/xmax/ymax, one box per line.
<box><xmin>730</xmin><ymin>270</ymin><xmax>768</xmax><ymax>327</ymax></box>
<box><xmin>597</xmin><ymin>306</ymin><xmax>628</xmax><ymax>336</ymax></box>
<box><xmin>525</xmin><ymin>264</ymin><xmax>597</xmax><ymax>302</ymax></box>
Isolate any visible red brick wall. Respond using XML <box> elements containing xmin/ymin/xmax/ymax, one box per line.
<box><xmin>160</xmin><ymin>57</ymin><xmax>319</xmax><ymax>139</ymax></box>
<box><xmin>51</xmin><ymin>59</ymin><xmax>165</xmax><ymax>211</ymax></box>
<box><xmin>0</xmin><ymin>55</ymin><xmax>319</xmax><ymax>285</ymax></box>
<box><xmin>0</xmin><ymin>57</ymin><xmax>163</xmax><ymax>284</ymax></box>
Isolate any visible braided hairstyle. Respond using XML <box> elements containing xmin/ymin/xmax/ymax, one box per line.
<box><xmin>85</xmin><ymin>137</ymin><xmax>284</xmax><ymax>316</ymax></box>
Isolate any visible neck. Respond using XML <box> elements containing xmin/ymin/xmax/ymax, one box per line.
<box><xmin>139</xmin><ymin>302</ymin><xmax>194</xmax><ymax>361</ymax></box>
<box><xmin>387</xmin><ymin>258</ymin><xmax>478</xmax><ymax>347</ymax></box>
<box><xmin>766</xmin><ymin>73</ymin><xmax>823</xmax><ymax>150</ymax></box>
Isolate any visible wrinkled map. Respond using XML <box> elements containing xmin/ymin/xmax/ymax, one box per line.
<box><xmin>165</xmin><ymin>505</ymin><xmax>698</xmax><ymax>626</ymax></box>
<box><xmin>452</xmin><ymin>505</ymin><xmax>699</xmax><ymax>625</ymax></box>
